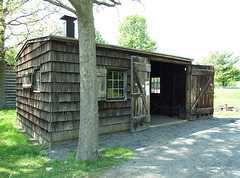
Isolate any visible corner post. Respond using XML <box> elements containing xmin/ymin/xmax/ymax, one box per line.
<box><xmin>185</xmin><ymin>64</ymin><xmax>192</xmax><ymax>120</ymax></box>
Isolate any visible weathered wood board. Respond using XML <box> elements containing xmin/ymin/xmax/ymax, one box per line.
<box><xmin>130</xmin><ymin>56</ymin><xmax>151</xmax><ymax>132</ymax></box>
<box><xmin>190</xmin><ymin>65</ymin><xmax>214</xmax><ymax>119</ymax></box>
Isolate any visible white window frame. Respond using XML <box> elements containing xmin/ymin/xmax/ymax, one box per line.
<box><xmin>107</xmin><ymin>69</ymin><xmax>127</xmax><ymax>101</ymax></box>
<box><xmin>151</xmin><ymin>77</ymin><xmax>160</xmax><ymax>94</ymax></box>
<box><xmin>33</xmin><ymin>69</ymin><xmax>41</xmax><ymax>92</ymax></box>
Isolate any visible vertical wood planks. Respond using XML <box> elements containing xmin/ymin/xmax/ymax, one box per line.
<box><xmin>130</xmin><ymin>56</ymin><xmax>151</xmax><ymax>132</ymax></box>
<box><xmin>190</xmin><ymin>65</ymin><xmax>214</xmax><ymax>116</ymax></box>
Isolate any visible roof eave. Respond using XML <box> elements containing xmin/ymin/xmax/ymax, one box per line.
<box><xmin>15</xmin><ymin>35</ymin><xmax>194</xmax><ymax>64</ymax></box>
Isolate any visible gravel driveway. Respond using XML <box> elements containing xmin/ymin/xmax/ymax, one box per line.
<box><xmin>99</xmin><ymin>117</ymin><xmax>240</xmax><ymax>177</ymax></box>
<box><xmin>47</xmin><ymin>117</ymin><xmax>240</xmax><ymax>177</ymax></box>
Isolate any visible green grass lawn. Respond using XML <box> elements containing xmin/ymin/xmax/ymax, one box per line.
<box><xmin>214</xmin><ymin>89</ymin><xmax>240</xmax><ymax>118</ymax></box>
<box><xmin>214</xmin><ymin>89</ymin><xmax>240</xmax><ymax>107</ymax></box>
<box><xmin>0</xmin><ymin>108</ymin><xmax>134</xmax><ymax>178</ymax></box>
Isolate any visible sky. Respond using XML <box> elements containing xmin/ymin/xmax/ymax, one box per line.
<box><xmin>93</xmin><ymin>0</ymin><xmax>240</xmax><ymax>64</ymax></box>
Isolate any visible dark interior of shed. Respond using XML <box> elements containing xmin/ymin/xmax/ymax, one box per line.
<box><xmin>150</xmin><ymin>61</ymin><xmax>187</xmax><ymax>119</ymax></box>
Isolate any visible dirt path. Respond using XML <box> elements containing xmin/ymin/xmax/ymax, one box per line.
<box><xmin>47</xmin><ymin>117</ymin><xmax>240</xmax><ymax>177</ymax></box>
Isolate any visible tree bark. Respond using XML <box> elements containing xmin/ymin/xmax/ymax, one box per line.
<box><xmin>43</xmin><ymin>0</ymin><xmax>122</xmax><ymax>161</ymax></box>
<box><xmin>73</xmin><ymin>0</ymin><xmax>99</xmax><ymax>161</ymax></box>
<box><xmin>0</xmin><ymin>0</ymin><xmax>6</xmax><ymax>109</ymax></box>
<box><xmin>0</xmin><ymin>0</ymin><xmax>6</xmax><ymax>61</ymax></box>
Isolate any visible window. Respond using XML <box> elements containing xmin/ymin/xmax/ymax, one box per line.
<box><xmin>107</xmin><ymin>70</ymin><xmax>126</xmax><ymax>99</ymax></box>
<box><xmin>34</xmin><ymin>70</ymin><xmax>41</xmax><ymax>91</ymax></box>
<box><xmin>151</xmin><ymin>77</ymin><xmax>160</xmax><ymax>94</ymax></box>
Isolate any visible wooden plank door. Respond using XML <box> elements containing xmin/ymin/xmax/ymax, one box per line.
<box><xmin>190</xmin><ymin>65</ymin><xmax>214</xmax><ymax>117</ymax></box>
<box><xmin>130</xmin><ymin>56</ymin><xmax>151</xmax><ymax>132</ymax></box>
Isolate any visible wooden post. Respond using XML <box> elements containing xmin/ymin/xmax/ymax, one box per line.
<box><xmin>185</xmin><ymin>64</ymin><xmax>192</xmax><ymax>120</ymax></box>
<box><xmin>172</xmin><ymin>64</ymin><xmax>176</xmax><ymax>117</ymax></box>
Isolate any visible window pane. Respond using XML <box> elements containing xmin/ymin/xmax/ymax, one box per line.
<box><xmin>119</xmin><ymin>81</ymin><xmax>123</xmax><ymax>88</ymax></box>
<box><xmin>34</xmin><ymin>70</ymin><xmax>41</xmax><ymax>91</ymax></box>
<box><xmin>119</xmin><ymin>72</ymin><xmax>123</xmax><ymax>79</ymax></box>
<box><xmin>151</xmin><ymin>77</ymin><xmax>160</xmax><ymax>94</ymax></box>
<box><xmin>119</xmin><ymin>89</ymin><xmax>123</xmax><ymax>97</ymax></box>
<box><xmin>107</xmin><ymin>89</ymin><xmax>113</xmax><ymax>98</ymax></box>
<box><xmin>107</xmin><ymin>81</ymin><xmax>112</xmax><ymax>88</ymax></box>
<box><xmin>36</xmin><ymin>71</ymin><xmax>40</xmax><ymax>82</ymax></box>
<box><xmin>114</xmin><ymin>71</ymin><xmax>118</xmax><ymax>79</ymax></box>
<box><xmin>113</xmin><ymin>89</ymin><xmax>119</xmax><ymax>97</ymax></box>
<box><xmin>36</xmin><ymin>81</ymin><xmax>40</xmax><ymax>90</ymax></box>
<box><xmin>108</xmin><ymin>71</ymin><xmax>112</xmax><ymax>79</ymax></box>
<box><xmin>114</xmin><ymin>81</ymin><xmax>118</xmax><ymax>88</ymax></box>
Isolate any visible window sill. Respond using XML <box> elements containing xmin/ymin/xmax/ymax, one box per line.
<box><xmin>33</xmin><ymin>90</ymin><xmax>41</xmax><ymax>93</ymax></box>
<box><xmin>22</xmin><ymin>85</ymin><xmax>32</xmax><ymax>89</ymax></box>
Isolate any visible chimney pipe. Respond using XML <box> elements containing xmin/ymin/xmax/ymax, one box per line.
<box><xmin>60</xmin><ymin>15</ymin><xmax>77</xmax><ymax>38</ymax></box>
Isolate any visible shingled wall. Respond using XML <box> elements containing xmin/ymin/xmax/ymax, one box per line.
<box><xmin>16</xmin><ymin>38</ymin><xmax>133</xmax><ymax>147</ymax></box>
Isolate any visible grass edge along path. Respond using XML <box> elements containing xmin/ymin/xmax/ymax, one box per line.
<box><xmin>214</xmin><ymin>89</ymin><xmax>240</xmax><ymax>118</ymax></box>
<box><xmin>0</xmin><ymin>108</ymin><xmax>134</xmax><ymax>178</ymax></box>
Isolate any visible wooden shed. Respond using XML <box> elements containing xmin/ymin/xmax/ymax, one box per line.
<box><xmin>15</xmin><ymin>35</ymin><xmax>214</xmax><ymax>148</ymax></box>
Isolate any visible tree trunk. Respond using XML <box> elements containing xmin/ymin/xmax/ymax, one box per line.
<box><xmin>0</xmin><ymin>0</ymin><xmax>6</xmax><ymax>110</ymax></box>
<box><xmin>0</xmin><ymin>0</ymin><xmax>6</xmax><ymax>61</ymax></box>
<box><xmin>75</xmin><ymin>1</ymin><xmax>99</xmax><ymax>161</ymax></box>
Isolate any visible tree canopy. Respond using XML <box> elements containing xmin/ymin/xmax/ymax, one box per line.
<box><xmin>200</xmin><ymin>51</ymin><xmax>240</xmax><ymax>86</ymax></box>
<box><xmin>95</xmin><ymin>29</ymin><xmax>107</xmax><ymax>44</ymax></box>
<box><xmin>0</xmin><ymin>0</ymin><xmax>63</xmax><ymax>65</ymax></box>
<box><xmin>117</xmin><ymin>15</ymin><xmax>157</xmax><ymax>51</ymax></box>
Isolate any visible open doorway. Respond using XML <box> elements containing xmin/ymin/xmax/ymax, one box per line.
<box><xmin>150</xmin><ymin>61</ymin><xmax>187</xmax><ymax>125</ymax></box>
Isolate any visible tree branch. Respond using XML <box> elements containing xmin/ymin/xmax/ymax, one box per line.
<box><xmin>43</xmin><ymin>0</ymin><xmax>76</xmax><ymax>15</ymax></box>
<box><xmin>8</xmin><ymin>12</ymin><xmax>54</xmax><ymax>26</ymax></box>
<box><xmin>68</xmin><ymin>0</ymin><xmax>82</xmax><ymax>13</ymax></box>
<box><xmin>6</xmin><ymin>3</ymin><xmax>52</xmax><ymax>25</ymax></box>
<box><xmin>93</xmin><ymin>0</ymin><xmax>121</xmax><ymax>7</ymax></box>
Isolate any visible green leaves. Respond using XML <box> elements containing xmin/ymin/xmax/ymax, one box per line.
<box><xmin>95</xmin><ymin>29</ymin><xmax>107</xmax><ymax>44</ymax></box>
<box><xmin>117</xmin><ymin>15</ymin><xmax>157</xmax><ymax>51</ymax></box>
<box><xmin>200</xmin><ymin>51</ymin><xmax>240</xmax><ymax>86</ymax></box>
<box><xmin>2</xmin><ymin>0</ymin><xmax>64</xmax><ymax>65</ymax></box>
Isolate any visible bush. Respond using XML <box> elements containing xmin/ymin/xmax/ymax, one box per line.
<box><xmin>214</xmin><ymin>82</ymin><xmax>222</xmax><ymax>87</ymax></box>
<box><xmin>214</xmin><ymin>81</ymin><xmax>238</xmax><ymax>87</ymax></box>
<box><xmin>227</xmin><ymin>81</ymin><xmax>237</xmax><ymax>87</ymax></box>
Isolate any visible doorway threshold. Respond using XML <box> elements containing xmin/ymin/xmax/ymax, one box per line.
<box><xmin>150</xmin><ymin>115</ymin><xmax>187</xmax><ymax>128</ymax></box>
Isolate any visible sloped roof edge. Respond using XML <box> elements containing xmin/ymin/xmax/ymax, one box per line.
<box><xmin>16</xmin><ymin>35</ymin><xmax>194</xmax><ymax>63</ymax></box>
